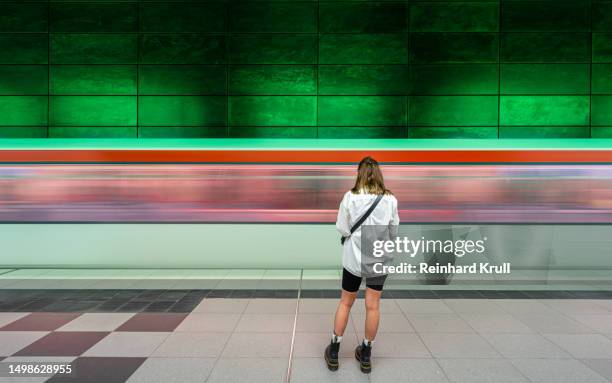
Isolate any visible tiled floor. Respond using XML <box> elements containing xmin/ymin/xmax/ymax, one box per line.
<box><xmin>0</xmin><ymin>269</ymin><xmax>611</xmax><ymax>382</ymax></box>
<box><xmin>0</xmin><ymin>298</ymin><xmax>611</xmax><ymax>382</ymax></box>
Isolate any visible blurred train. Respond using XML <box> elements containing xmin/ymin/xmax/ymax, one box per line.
<box><xmin>1</xmin><ymin>164</ymin><xmax>612</xmax><ymax>223</ymax></box>
<box><xmin>1</xmin><ymin>140</ymin><xmax>612</xmax><ymax>276</ymax></box>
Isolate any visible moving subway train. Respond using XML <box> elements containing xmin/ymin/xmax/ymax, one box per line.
<box><xmin>1</xmin><ymin>139</ymin><xmax>612</xmax><ymax>289</ymax></box>
<box><xmin>1</xmin><ymin>164</ymin><xmax>612</xmax><ymax>223</ymax></box>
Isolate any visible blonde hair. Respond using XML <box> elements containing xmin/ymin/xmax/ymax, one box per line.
<box><xmin>351</xmin><ymin>156</ymin><xmax>391</xmax><ymax>195</ymax></box>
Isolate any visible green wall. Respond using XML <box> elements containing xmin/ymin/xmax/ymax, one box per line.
<box><xmin>0</xmin><ymin>0</ymin><xmax>611</xmax><ymax>139</ymax></box>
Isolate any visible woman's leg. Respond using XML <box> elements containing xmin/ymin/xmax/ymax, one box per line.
<box><xmin>333</xmin><ymin>289</ymin><xmax>357</xmax><ymax>336</ymax></box>
<box><xmin>364</xmin><ymin>287</ymin><xmax>382</xmax><ymax>341</ymax></box>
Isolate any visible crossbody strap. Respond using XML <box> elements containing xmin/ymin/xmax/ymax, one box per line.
<box><xmin>342</xmin><ymin>194</ymin><xmax>383</xmax><ymax>244</ymax></box>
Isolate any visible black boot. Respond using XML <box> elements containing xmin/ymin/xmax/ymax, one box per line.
<box><xmin>355</xmin><ymin>341</ymin><xmax>372</xmax><ymax>374</ymax></box>
<box><xmin>324</xmin><ymin>340</ymin><xmax>340</xmax><ymax>371</ymax></box>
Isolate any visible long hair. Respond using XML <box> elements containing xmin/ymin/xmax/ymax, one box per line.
<box><xmin>351</xmin><ymin>156</ymin><xmax>391</xmax><ymax>195</ymax></box>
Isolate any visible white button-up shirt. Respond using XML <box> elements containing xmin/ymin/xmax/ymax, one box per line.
<box><xmin>336</xmin><ymin>190</ymin><xmax>400</xmax><ymax>276</ymax></box>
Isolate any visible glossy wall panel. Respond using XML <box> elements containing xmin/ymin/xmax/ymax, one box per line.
<box><xmin>0</xmin><ymin>1</ymin><xmax>611</xmax><ymax>139</ymax></box>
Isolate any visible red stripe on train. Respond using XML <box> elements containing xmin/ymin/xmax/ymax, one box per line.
<box><xmin>0</xmin><ymin>150</ymin><xmax>611</xmax><ymax>163</ymax></box>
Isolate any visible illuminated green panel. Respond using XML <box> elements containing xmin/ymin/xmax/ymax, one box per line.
<box><xmin>593</xmin><ymin>2</ymin><xmax>612</xmax><ymax>32</ymax></box>
<box><xmin>230</xmin><ymin>3</ymin><xmax>316</xmax><ymax>33</ymax></box>
<box><xmin>593</xmin><ymin>34</ymin><xmax>612</xmax><ymax>63</ymax></box>
<box><xmin>318</xmin><ymin>96</ymin><xmax>406</xmax><ymax>127</ymax></box>
<box><xmin>51</xmin><ymin>34</ymin><xmax>138</xmax><ymax>64</ymax></box>
<box><xmin>593</xmin><ymin>64</ymin><xmax>612</xmax><ymax>94</ymax></box>
<box><xmin>229</xmin><ymin>96</ymin><xmax>316</xmax><ymax>127</ymax></box>
<box><xmin>501</xmin><ymin>1</ymin><xmax>590</xmax><ymax>32</ymax></box>
<box><xmin>49</xmin><ymin>127</ymin><xmax>136</xmax><ymax>139</ymax></box>
<box><xmin>409</xmin><ymin>127</ymin><xmax>497</xmax><ymax>139</ymax></box>
<box><xmin>139</xmin><ymin>65</ymin><xmax>226</xmax><ymax>95</ymax></box>
<box><xmin>501</xmin><ymin>33</ymin><xmax>590</xmax><ymax>62</ymax></box>
<box><xmin>411</xmin><ymin>3</ymin><xmax>498</xmax><ymax>32</ymax></box>
<box><xmin>409</xmin><ymin>96</ymin><xmax>498</xmax><ymax>126</ymax></box>
<box><xmin>319</xmin><ymin>65</ymin><xmax>409</xmax><ymax>95</ymax></box>
<box><xmin>139</xmin><ymin>96</ymin><xmax>226</xmax><ymax>127</ymax></box>
<box><xmin>592</xmin><ymin>96</ymin><xmax>612</xmax><ymax>126</ymax></box>
<box><xmin>501</xmin><ymin>64</ymin><xmax>590</xmax><ymax>94</ymax></box>
<box><xmin>229</xmin><ymin>66</ymin><xmax>316</xmax><ymax>95</ymax></box>
<box><xmin>0</xmin><ymin>1</ymin><xmax>608</xmax><ymax>141</ymax></box>
<box><xmin>500</xmin><ymin>127</ymin><xmax>590</xmax><ymax>139</ymax></box>
<box><xmin>0</xmin><ymin>66</ymin><xmax>48</xmax><ymax>95</ymax></box>
<box><xmin>0</xmin><ymin>34</ymin><xmax>47</xmax><ymax>64</ymax></box>
<box><xmin>140</xmin><ymin>127</ymin><xmax>227</xmax><ymax>139</ymax></box>
<box><xmin>0</xmin><ymin>127</ymin><xmax>46</xmax><ymax>138</ymax></box>
<box><xmin>140</xmin><ymin>2</ymin><xmax>226</xmax><ymax>33</ymax></box>
<box><xmin>0</xmin><ymin>96</ymin><xmax>47</xmax><ymax>126</ymax></box>
<box><xmin>592</xmin><ymin>127</ymin><xmax>612</xmax><ymax>138</ymax></box>
<box><xmin>500</xmin><ymin>96</ymin><xmax>590</xmax><ymax>126</ymax></box>
<box><xmin>410</xmin><ymin>33</ymin><xmax>498</xmax><ymax>63</ymax></box>
<box><xmin>50</xmin><ymin>96</ymin><xmax>136</xmax><ymax>127</ymax></box>
<box><xmin>230</xmin><ymin>127</ymin><xmax>316</xmax><ymax>138</ymax></box>
<box><xmin>319</xmin><ymin>126</ymin><xmax>406</xmax><ymax>139</ymax></box>
<box><xmin>411</xmin><ymin>65</ymin><xmax>498</xmax><ymax>95</ymax></box>
<box><xmin>140</xmin><ymin>34</ymin><xmax>226</xmax><ymax>64</ymax></box>
<box><xmin>320</xmin><ymin>2</ymin><xmax>407</xmax><ymax>33</ymax></box>
<box><xmin>50</xmin><ymin>66</ymin><xmax>137</xmax><ymax>95</ymax></box>
<box><xmin>320</xmin><ymin>34</ymin><xmax>407</xmax><ymax>64</ymax></box>
<box><xmin>229</xmin><ymin>35</ymin><xmax>316</xmax><ymax>64</ymax></box>
<box><xmin>50</xmin><ymin>3</ymin><xmax>137</xmax><ymax>32</ymax></box>
<box><xmin>0</xmin><ymin>3</ymin><xmax>47</xmax><ymax>32</ymax></box>
<box><xmin>3</xmin><ymin>138</ymin><xmax>611</xmax><ymax>150</ymax></box>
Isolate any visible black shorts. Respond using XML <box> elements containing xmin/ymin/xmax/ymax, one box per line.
<box><xmin>342</xmin><ymin>268</ymin><xmax>387</xmax><ymax>292</ymax></box>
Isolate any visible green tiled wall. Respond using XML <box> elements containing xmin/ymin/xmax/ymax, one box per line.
<box><xmin>0</xmin><ymin>0</ymin><xmax>611</xmax><ymax>139</ymax></box>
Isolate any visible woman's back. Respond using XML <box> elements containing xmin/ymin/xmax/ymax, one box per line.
<box><xmin>336</xmin><ymin>156</ymin><xmax>400</xmax><ymax>277</ymax></box>
<box><xmin>342</xmin><ymin>191</ymin><xmax>398</xmax><ymax>228</ymax></box>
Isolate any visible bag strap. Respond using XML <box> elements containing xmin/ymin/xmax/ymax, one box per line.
<box><xmin>348</xmin><ymin>194</ymin><xmax>384</xmax><ymax>236</ymax></box>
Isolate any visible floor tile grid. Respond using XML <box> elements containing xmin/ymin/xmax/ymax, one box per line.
<box><xmin>0</xmin><ymin>289</ymin><xmax>215</xmax><ymax>313</ymax></box>
<box><xmin>497</xmin><ymin>299</ymin><xmax>612</xmax><ymax>338</ymax></box>
<box><xmin>3</xmin><ymin>300</ymin><xmax>612</xmax><ymax>382</ymax></box>
<box><xmin>285</xmin><ymin>271</ymin><xmax>302</xmax><ymax>383</ymax></box>
<box><xmin>0</xmin><ymin>314</ymin><xmax>218</xmax><ymax>380</ymax></box>
<box><xmin>201</xmin><ymin>298</ymin><xmax>261</xmax><ymax>383</ymax></box>
<box><xmin>392</xmin><ymin>300</ymin><xmax>457</xmax><ymax>383</ymax></box>
<box><xmin>442</xmin><ymin>298</ymin><xmax>612</xmax><ymax>335</ymax></box>
<box><xmin>500</xmin><ymin>299</ymin><xmax>612</xmax><ymax>378</ymax></box>
<box><xmin>454</xmin><ymin>299</ymin><xmax>597</xmax><ymax>350</ymax></box>
<box><xmin>398</xmin><ymin>300</ymin><xmax>533</xmax><ymax>382</ymax></box>
<box><xmin>433</xmin><ymin>302</ymin><xmax>541</xmax><ymax>383</ymax></box>
<box><xmin>400</xmin><ymin>299</ymin><xmax>611</xmax><ymax>383</ymax></box>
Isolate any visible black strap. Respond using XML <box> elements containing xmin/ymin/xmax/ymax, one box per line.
<box><xmin>341</xmin><ymin>194</ymin><xmax>383</xmax><ymax>244</ymax></box>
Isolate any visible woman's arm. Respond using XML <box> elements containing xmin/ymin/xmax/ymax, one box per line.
<box><xmin>391</xmin><ymin>197</ymin><xmax>400</xmax><ymax>226</ymax></box>
<box><xmin>389</xmin><ymin>197</ymin><xmax>400</xmax><ymax>239</ymax></box>
<box><xmin>336</xmin><ymin>192</ymin><xmax>351</xmax><ymax>237</ymax></box>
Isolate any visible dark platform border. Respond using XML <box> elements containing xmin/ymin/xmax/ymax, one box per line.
<box><xmin>1</xmin><ymin>289</ymin><xmax>611</xmax><ymax>313</ymax></box>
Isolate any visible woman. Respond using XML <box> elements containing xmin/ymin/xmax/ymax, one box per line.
<box><xmin>324</xmin><ymin>156</ymin><xmax>400</xmax><ymax>374</ymax></box>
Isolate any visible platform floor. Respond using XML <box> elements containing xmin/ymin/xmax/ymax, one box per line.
<box><xmin>0</xmin><ymin>269</ymin><xmax>612</xmax><ymax>382</ymax></box>
<box><xmin>0</xmin><ymin>296</ymin><xmax>612</xmax><ymax>382</ymax></box>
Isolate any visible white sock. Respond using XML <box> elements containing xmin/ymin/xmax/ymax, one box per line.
<box><xmin>332</xmin><ymin>333</ymin><xmax>342</xmax><ymax>343</ymax></box>
<box><xmin>363</xmin><ymin>338</ymin><xmax>374</xmax><ymax>347</ymax></box>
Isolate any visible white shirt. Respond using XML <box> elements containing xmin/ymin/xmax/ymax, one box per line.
<box><xmin>336</xmin><ymin>190</ymin><xmax>400</xmax><ymax>276</ymax></box>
